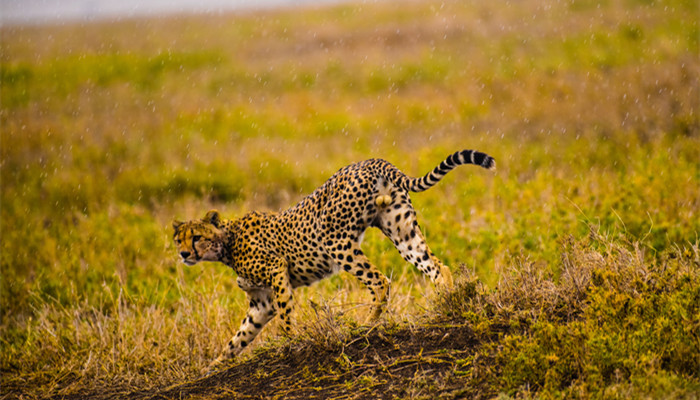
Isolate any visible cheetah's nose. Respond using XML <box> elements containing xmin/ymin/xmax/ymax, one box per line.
<box><xmin>180</xmin><ymin>251</ymin><xmax>191</xmax><ymax>259</ymax></box>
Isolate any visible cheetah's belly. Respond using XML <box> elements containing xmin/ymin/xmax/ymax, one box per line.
<box><xmin>284</xmin><ymin>242</ymin><xmax>340</xmax><ymax>288</ymax></box>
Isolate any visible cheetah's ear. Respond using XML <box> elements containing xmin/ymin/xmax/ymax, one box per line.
<box><xmin>204</xmin><ymin>210</ymin><xmax>221</xmax><ymax>227</ymax></box>
<box><xmin>172</xmin><ymin>220</ymin><xmax>183</xmax><ymax>231</ymax></box>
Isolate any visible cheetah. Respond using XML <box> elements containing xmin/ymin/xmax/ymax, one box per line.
<box><xmin>173</xmin><ymin>149</ymin><xmax>495</xmax><ymax>370</ymax></box>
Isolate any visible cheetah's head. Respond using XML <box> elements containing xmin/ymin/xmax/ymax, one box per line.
<box><xmin>172</xmin><ymin>210</ymin><xmax>223</xmax><ymax>266</ymax></box>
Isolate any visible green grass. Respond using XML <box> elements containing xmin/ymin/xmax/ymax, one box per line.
<box><xmin>437</xmin><ymin>234</ymin><xmax>700</xmax><ymax>398</ymax></box>
<box><xmin>1</xmin><ymin>0</ymin><xmax>699</xmax><ymax>398</ymax></box>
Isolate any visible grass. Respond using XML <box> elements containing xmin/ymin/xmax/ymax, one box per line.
<box><xmin>1</xmin><ymin>0</ymin><xmax>699</xmax><ymax>398</ymax></box>
<box><xmin>134</xmin><ymin>234</ymin><xmax>699</xmax><ymax>399</ymax></box>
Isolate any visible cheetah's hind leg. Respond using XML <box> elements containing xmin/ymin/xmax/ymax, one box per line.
<box><xmin>377</xmin><ymin>191</ymin><xmax>454</xmax><ymax>291</ymax></box>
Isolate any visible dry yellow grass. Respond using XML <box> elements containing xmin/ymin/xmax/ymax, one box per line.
<box><xmin>1</xmin><ymin>0</ymin><xmax>698</xmax><ymax>398</ymax></box>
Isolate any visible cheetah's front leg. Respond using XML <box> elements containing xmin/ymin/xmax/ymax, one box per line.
<box><xmin>207</xmin><ymin>289</ymin><xmax>275</xmax><ymax>373</ymax></box>
<box><xmin>270</xmin><ymin>258</ymin><xmax>294</xmax><ymax>335</ymax></box>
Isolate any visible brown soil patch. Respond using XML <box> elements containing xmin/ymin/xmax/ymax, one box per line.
<box><xmin>55</xmin><ymin>323</ymin><xmax>499</xmax><ymax>400</ymax></box>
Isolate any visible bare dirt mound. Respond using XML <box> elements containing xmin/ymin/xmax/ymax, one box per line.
<box><xmin>122</xmin><ymin>323</ymin><xmax>494</xmax><ymax>400</ymax></box>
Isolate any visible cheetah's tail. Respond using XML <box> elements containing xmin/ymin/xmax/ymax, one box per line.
<box><xmin>405</xmin><ymin>150</ymin><xmax>495</xmax><ymax>192</ymax></box>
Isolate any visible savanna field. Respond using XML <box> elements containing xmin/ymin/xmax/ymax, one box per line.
<box><xmin>1</xmin><ymin>0</ymin><xmax>699</xmax><ymax>398</ymax></box>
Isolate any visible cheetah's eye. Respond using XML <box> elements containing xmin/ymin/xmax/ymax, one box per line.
<box><xmin>192</xmin><ymin>235</ymin><xmax>202</xmax><ymax>243</ymax></box>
